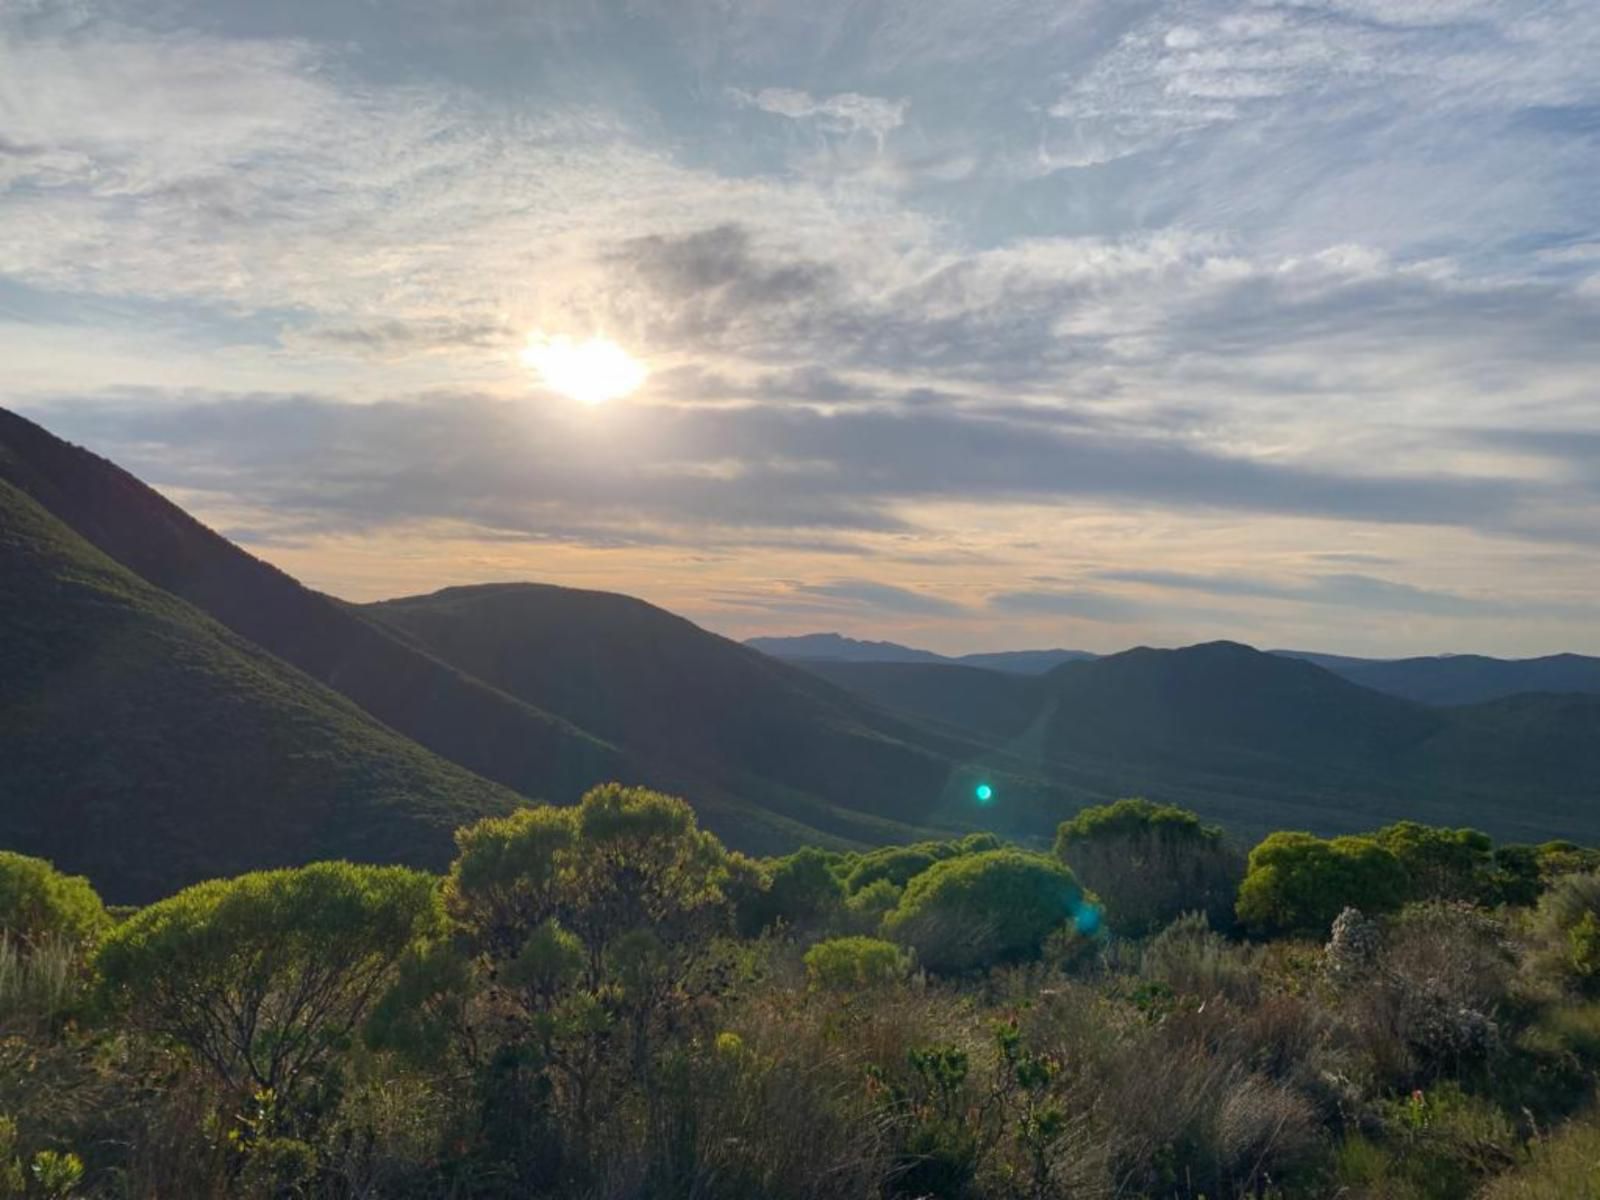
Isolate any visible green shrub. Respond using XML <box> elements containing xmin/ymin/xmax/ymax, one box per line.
<box><xmin>1372</xmin><ymin>822</ymin><xmax>1495</xmax><ymax>904</ymax></box>
<box><xmin>1054</xmin><ymin>798</ymin><xmax>1242</xmax><ymax>936</ymax></box>
<box><xmin>95</xmin><ymin>861</ymin><xmax>443</xmax><ymax>1109</ymax></box>
<box><xmin>883</xmin><ymin>851</ymin><xmax>1084</xmax><ymax>974</ymax></box>
<box><xmin>804</xmin><ymin>937</ymin><xmax>909</xmax><ymax>990</ymax></box>
<box><xmin>0</xmin><ymin>852</ymin><xmax>109</xmax><ymax>947</ymax></box>
<box><xmin>1236</xmin><ymin>831</ymin><xmax>1409</xmax><ymax>936</ymax></box>
<box><xmin>748</xmin><ymin>847</ymin><xmax>845</xmax><ymax>934</ymax></box>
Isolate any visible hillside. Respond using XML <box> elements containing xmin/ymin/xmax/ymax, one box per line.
<box><xmin>365</xmin><ymin>585</ymin><xmax>1070</xmax><ymax>850</ymax></box>
<box><xmin>0</xmin><ymin>479</ymin><xmax>521</xmax><ymax>903</ymax></box>
<box><xmin>746</xmin><ymin>632</ymin><xmax>1093</xmax><ymax>673</ymax></box>
<box><xmin>0</xmin><ymin>407</ymin><xmax>625</xmax><ymax>803</ymax></box>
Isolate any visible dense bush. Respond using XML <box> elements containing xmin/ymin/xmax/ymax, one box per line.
<box><xmin>1055</xmin><ymin>798</ymin><xmax>1243</xmax><ymax>935</ymax></box>
<box><xmin>95</xmin><ymin>862</ymin><xmax>442</xmax><ymax>1110</ymax></box>
<box><xmin>1237</xmin><ymin>831</ymin><xmax>1410</xmax><ymax>936</ymax></box>
<box><xmin>0</xmin><ymin>851</ymin><xmax>109</xmax><ymax>947</ymax></box>
<box><xmin>883</xmin><ymin>849</ymin><xmax>1085</xmax><ymax>973</ymax></box>
<box><xmin>803</xmin><ymin>936</ymin><xmax>908</xmax><ymax>989</ymax></box>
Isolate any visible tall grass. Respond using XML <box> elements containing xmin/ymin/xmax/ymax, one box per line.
<box><xmin>0</xmin><ymin>934</ymin><xmax>82</xmax><ymax>1030</ymax></box>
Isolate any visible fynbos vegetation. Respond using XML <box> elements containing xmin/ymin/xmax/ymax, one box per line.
<box><xmin>5</xmin><ymin>790</ymin><xmax>1600</xmax><ymax>1198</ymax></box>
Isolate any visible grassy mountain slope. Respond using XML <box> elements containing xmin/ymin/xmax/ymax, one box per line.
<box><xmin>0</xmin><ymin>408</ymin><xmax>624</xmax><ymax>803</ymax></box>
<box><xmin>0</xmin><ymin>479</ymin><xmax>521</xmax><ymax>903</ymax></box>
<box><xmin>366</xmin><ymin>585</ymin><xmax>1069</xmax><ymax>851</ymax></box>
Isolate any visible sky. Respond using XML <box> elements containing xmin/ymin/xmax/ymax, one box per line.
<box><xmin>2</xmin><ymin>0</ymin><xmax>1598</xmax><ymax>658</ymax></box>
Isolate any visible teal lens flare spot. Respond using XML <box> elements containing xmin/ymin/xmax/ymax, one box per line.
<box><xmin>975</xmin><ymin>783</ymin><xmax>994</xmax><ymax>803</ymax></box>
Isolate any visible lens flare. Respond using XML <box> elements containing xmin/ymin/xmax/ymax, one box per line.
<box><xmin>975</xmin><ymin>783</ymin><xmax>994</xmax><ymax>804</ymax></box>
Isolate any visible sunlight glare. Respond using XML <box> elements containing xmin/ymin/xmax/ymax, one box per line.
<box><xmin>520</xmin><ymin>333</ymin><xmax>648</xmax><ymax>405</ymax></box>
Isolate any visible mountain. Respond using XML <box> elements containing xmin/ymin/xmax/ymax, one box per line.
<box><xmin>745</xmin><ymin>632</ymin><xmax>1093</xmax><ymax>674</ymax></box>
<box><xmin>791</xmin><ymin>643</ymin><xmax>1600</xmax><ymax>845</ymax></box>
<box><xmin>744</xmin><ymin>633</ymin><xmax>948</xmax><ymax>664</ymax></box>
<box><xmin>958</xmin><ymin>648</ymin><xmax>1098</xmax><ymax>673</ymax></box>
<box><xmin>1274</xmin><ymin>649</ymin><xmax>1600</xmax><ymax>706</ymax></box>
<box><xmin>0</xmin><ymin>408</ymin><xmax>625</xmax><ymax>804</ymax></box>
<box><xmin>364</xmin><ymin>585</ymin><xmax>1068</xmax><ymax>852</ymax></box>
<box><xmin>0</xmin><ymin>478</ymin><xmax>520</xmax><ymax>903</ymax></box>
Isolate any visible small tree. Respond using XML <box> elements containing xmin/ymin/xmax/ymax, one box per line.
<box><xmin>445</xmin><ymin>785</ymin><xmax>734</xmax><ymax>1170</ymax></box>
<box><xmin>1054</xmin><ymin>799</ymin><xmax>1242</xmax><ymax>936</ymax></box>
<box><xmin>883</xmin><ymin>850</ymin><xmax>1085</xmax><ymax>973</ymax></box>
<box><xmin>0</xmin><ymin>851</ymin><xmax>110</xmax><ymax>948</ymax></box>
<box><xmin>1235</xmin><ymin>832</ymin><xmax>1408</xmax><ymax>937</ymax></box>
<box><xmin>95</xmin><ymin>862</ymin><xmax>442</xmax><ymax>1113</ymax></box>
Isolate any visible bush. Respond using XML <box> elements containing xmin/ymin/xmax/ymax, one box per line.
<box><xmin>748</xmin><ymin>847</ymin><xmax>845</xmax><ymax>934</ymax></box>
<box><xmin>0</xmin><ymin>852</ymin><xmax>109</xmax><ymax>948</ymax></box>
<box><xmin>95</xmin><ymin>861</ymin><xmax>443</xmax><ymax>1110</ymax></box>
<box><xmin>1054</xmin><ymin>798</ymin><xmax>1243</xmax><ymax>936</ymax></box>
<box><xmin>1236</xmin><ymin>832</ymin><xmax>1409</xmax><ymax>937</ymax></box>
<box><xmin>1372</xmin><ymin>822</ymin><xmax>1494</xmax><ymax>904</ymax></box>
<box><xmin>1528</xmin><ymin>871</ymin><xmax>1600</xmax><ymax>997</ymax></box>
<box><xmin>804</xmin><ymin>937</ymin><xmax>909</xmax><ymax>990</ymax></box>
<box><xmin>883</xmin><ymin>850</ymin><xmax>1084</xmax><ymax>974</ymax></box>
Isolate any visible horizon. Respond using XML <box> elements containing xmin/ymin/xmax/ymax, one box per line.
<box><xmin>5</xmin><ymin>0</ymin><xmax>1599</xmax><ymax>659</ymax></box>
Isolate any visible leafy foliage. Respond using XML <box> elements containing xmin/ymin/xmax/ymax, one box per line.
<box><xmin>0</xmin><ymin>851</ymin><xmax>109</xmax><ymax>947</ymax></box>
<box><xmin>1054</xmin><ymin>798</ymin><xmax>1242</xmax><ymax>935</ymax></box>
<box><xmin>883</xmin><ymin>850</ymin><xmax>1084</xmax><ymax>973</ymax></box>
<box><xmin>95</xmin><ymin>862</ymin><xmax>443</xmax><ymax>1109</ymax></box>
<box><xmin>1236</xmin><ymin>831</ymin><xmax>1409</xmax><ymax>936</ymax></box>
<box><xmin>803</xmin><ymin>937</ymin><xmax>908</xmax><ymax>989</ymax></box>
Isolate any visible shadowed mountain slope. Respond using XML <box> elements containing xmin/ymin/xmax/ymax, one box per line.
<box><xmin>0</xmin><ymin>407</ymin><xmax>624</xmax><ymax>804</ymax></box>
<box><xmin>364</xmin><ymin>584</ymin><xmax>1066</xmax><ymax>851</ymax></box>
<box><xmin>0</xmin><ymin>479</ymin><xmax>521</xmax><ymax>903</ymax></box>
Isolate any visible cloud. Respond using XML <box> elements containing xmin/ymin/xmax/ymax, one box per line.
<box><xmin>1102</xmin><ymin>568</ymin><xmax>1596</xmax><ymax>620</ymax></box>
<box><xmin>729</xmin><ymin>87</ymin><xmax>908</xmax><ymax>148</ymax></box>
<box><xmin>25</xmin><ymin>387</ymin><xmax>1579</xmax><ymax>552</ymax></box>
<box><xmin>795</xmin><ymin>579</ymin><xmax>964</xmax><ymax>616</ymax></box>
<box><xmin>986</xmin><ymin>590</ymin><xmax>1139</xmax><ymax>622</ymax></box>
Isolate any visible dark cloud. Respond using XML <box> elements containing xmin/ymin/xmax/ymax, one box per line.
<box><xmin>300</xmin><ymin>318</ymin><xmax>513</xmax><ymax>354</ymax></box>
<box><xmin>22</xmin><ymin>388</ymin><xmax>1580</xmax><ymax>552</ymax></box>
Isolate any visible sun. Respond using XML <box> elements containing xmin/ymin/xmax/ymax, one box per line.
<box><xmin>520</xmin><ymin>333</ymin><xmax>647</xmax><ymax>405</ymax></box>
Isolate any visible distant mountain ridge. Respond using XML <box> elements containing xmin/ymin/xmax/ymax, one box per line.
<box><xmin>1271</xmin><ymin>649</ymin><xmax>1600</xmax><ymax>706</ymax></box>
<box><xmin>748</xmin><ymin>629</ymin><xmax>1600</xmax><ymax>704</ymax></box>
<box><xmin>745</xmin><ymin>632</ymin><xmax>1096</xmax><ymax>674</ymax></box>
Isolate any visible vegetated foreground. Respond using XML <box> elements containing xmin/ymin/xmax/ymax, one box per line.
<box><xmin>8</xmin><ymin>791</ymin><xmax>1600</xmax><ymax>1199</ymax></box>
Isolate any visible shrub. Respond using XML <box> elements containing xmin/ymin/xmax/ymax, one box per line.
<box><xmin>844</xmin><ymin>878</ymin><xmax>903</xmax><ymax>933</ymax></box>
<box><xmin>883</xmin><ymin>850</ymin><xmax>1084</xmax><ymax>974</ymax></box>
<box><xmin>0</xmin><ymin>852</ymin><xmax>109</xmax><ymax>948</ymax></box>
<box><xmin>95</xmin><ymin>862</ymin><xmax>443</xmax><ymax>1110</ymax></box>
<box><xmin>804</xmin><ymin>937</ymin><xmax>909</xmax><ymax>990</ymax></box>
<box><xmin>1371</xmin><ymin>822</ymin><xmax>1494</xmax><ymax>904</ymax></box>
<box><xmin>750</xmin><ymin>847</ymin><xmax>845</xmax><ymax>934</ymax></box>
<box><xmin>1528</xmin><ymin>871</ymin><xmax>1600</xmax><ymax>996</ymax></box>
<box><xmin>1236</xmin><ymin>831</ymin><xmax>1409</xmax><ymax>937</ymax></box>
<box><xmin>1054</xmin><ymin>798</ymin><xmax>1243</xmax><ymax>936</ymax></box>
